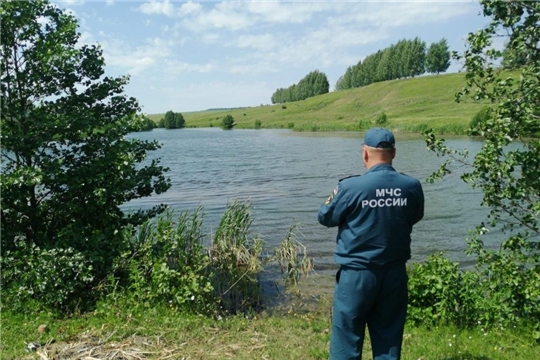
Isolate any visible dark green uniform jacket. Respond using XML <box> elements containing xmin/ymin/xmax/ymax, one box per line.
<box><xmin>318</xmin><ymin>163</ymin><xmax>424</xmax><ymax>269</ymax></box>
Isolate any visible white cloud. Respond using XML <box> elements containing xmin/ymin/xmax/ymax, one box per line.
<box><xmin>332</xmin><ymin>2</ymin><xmax>474</xmax><ymax>30</ymax></box>
<box><xmin>36</xmin><ymin>16</ymin><xmax>51</xmax><ymax>26</ymax></box>
<box><xmin>246</xmin><ymin>2</ymin><xmax>331</xmax><ymax>24</ymax></box>
<box><xmin>58</xmin><ymin>0</ymin><xmax>85</xmax><ymax>7</ymax></box>
<box><xmin>105</xmin><ymin>0</ymin><xmax>114</xmax><ymax>6</ymax></box>
<box><xmin>181</xmin><ymin>2</ymin><xmax>253</xmax><ymax>32</ymax></box>
<box><xmin>178</xmin><ymin>1</ymin><xmax>202</xmax><ymax>16</ymax></box>
<box><xmin>77</xmin><ymin>31</ymin><xmax>93</xmax><ymax>49</ymax></box>
<box><xmin>100</xmin><ymin>36</ymin><xmax>175</xmax><ymax>75</ymax></box>
<box><xmin>138</xmin><ymin>0</ymin><xmax>175</xmax><ymax>17</ymax></box>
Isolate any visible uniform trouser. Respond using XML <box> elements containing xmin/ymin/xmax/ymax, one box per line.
<box><xmin>329</xmin><ymin>263</ymin><xmax>408</xmax><ymax>360</ymax></box>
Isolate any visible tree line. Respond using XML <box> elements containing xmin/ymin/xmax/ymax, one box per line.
<box><xmin>271</xmin><ymin>70</ymin><xmax>330</xmax><ymax>104</ymax></box>
<box><xmin>336</xmin><ymin>37</ymin><xmax>450</xmax><ymax>90</ymax></box>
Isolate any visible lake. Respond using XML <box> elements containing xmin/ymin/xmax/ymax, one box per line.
<box><xmin>124</xmin><ymin>128</ymin><xmax>495</xmax><ymax>287</ymax></box>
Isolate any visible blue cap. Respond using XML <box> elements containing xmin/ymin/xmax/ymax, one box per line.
<box><xmin>363</xmin><ymin>128</ymin><xmax>395</xmax><ymax>148</ymax></box>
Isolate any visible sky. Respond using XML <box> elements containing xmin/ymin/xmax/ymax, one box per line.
<box><xmin>53</xmin><ymin>0</ymin><xmax>493</xmax><ymax>114</ymax></box>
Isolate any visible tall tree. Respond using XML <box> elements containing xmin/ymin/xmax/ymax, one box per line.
<box><xmin>424</xmin><ymin>0</ymin><xmax>540</xmax><ymax>327</ymax></box>
<box><xmin>270</xmin><ymin>70</ymin><xmax>329</xmax><ymax>103</ymax></box>
<box><xmin>425</xmin><ymin>38</ymin><xmax>451</xmax><ymax>74</ymax></box>
<box><xmin>161</xmin><ymin>110</ymin><xmax>185</xmax><ymax>129</ymax></box>
<box><xmin>1</xmin><ymin>0</ymin><xmax>170</xmax><ymax>307</ymax></box>
<box><xmin>406</xmin><ymin>37</ymin><xmax>426</xmax><ymax>77</ymax></box>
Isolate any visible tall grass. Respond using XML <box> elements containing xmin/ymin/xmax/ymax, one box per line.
<box><xmin>119</xmin><ymin>207</ymin><xmax>216</xmax><ymax>314</ymax></box>
<box><xmin>273</xmin><ymin>224</ymin><xmax>314</xmax><ymax>286</ymax></box>
<box><xmin>118</xmin><ymin>200</ymin><xmax>314</xmax><ymax>316</ymax></box>
<box><xmin>209</xmin><ymin>200</ymin><xmax>264</xmax><ymax>314</ymax></box>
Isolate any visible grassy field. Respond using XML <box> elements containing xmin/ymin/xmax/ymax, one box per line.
<box><xmin>147</xmin><ymin>73</ymin><xmax>488</xmax><ymax>134</ymax></box>
<box><xmin>2</xmin><ymin>297</ymin><xmax>539</xmax><ymax>360</ymax></box>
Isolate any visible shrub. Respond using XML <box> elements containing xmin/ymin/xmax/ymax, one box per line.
<box><xmin>1</xmin><ymin>236</ymin><xmax>95</xmax><ymax>312</ymax></box>
<box><xmin>407</xmin><ymin>253</ymin><xmax>484</xmax><ymax>328</ymax></box>
<box><xmin>220</xmin><ymin>114</ymin><xmax>235</xmax><ymax>130</ymax></box>
<box><xmin>282</xmin><ymin>105</ymin><xmax>287</xmax><ymax>109</ymax></box>
<box><xmin>254</xmin><ymin>120</ymin><xmax>262</xmax><ymax>129</ymax></box>
<box><xmin>375</xmin><ymin>111</ymin><xmax>388</xmax><ymax>126</ymax></box>
<box><xmin>117</xmin><ymin>208</ymin><xmax>216</xmax><ymax>314</ymax></box>
<box><xmin>358</xmin><ymin>120</ymin><xmax>369</xmax><ymax>130</ymax></box>
<box><xmin>407</xmin><ymin>251</ymin><xmax>540</xmax><ymax>329</ymax></box>
<box><xmin>287</xmin><ymin>122</ymin><xmax>295</xmax><ymax>129</ymax></box>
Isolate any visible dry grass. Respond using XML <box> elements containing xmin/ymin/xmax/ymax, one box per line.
<box><xmin>27</xmin><ymin>332</ymin><xmax>180</xmax><ymax>360</ymax></box>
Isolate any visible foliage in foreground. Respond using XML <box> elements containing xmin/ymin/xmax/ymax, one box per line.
<box><xmin>2</xmin><ymin>200</ymin><xmax>314</xmax><ymax>317</ymax></box>
<box><xmin>0</xmin><ymin>0</ymin><xmax>170</xmax><ymax>311</ymax></box>
<box><xmin>408</xmin><ymin>253</ymin><xmax>540</xmax><ymax>335</ymax></box>
<box><xmin>422</xmin><ymin>0</ymin><xmax>540</xmax><ymax>337</ymax></box>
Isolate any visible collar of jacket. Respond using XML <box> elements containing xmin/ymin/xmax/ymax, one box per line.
<box><xmin>365</xmin><ymin>163</ymin><xmax>396</xmax><ymax>174</ymax></box>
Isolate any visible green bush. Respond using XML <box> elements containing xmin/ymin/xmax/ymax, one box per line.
<box><xmin>118</xmin><ymin>208</ymin><xmax>216</xmax><ymax>314</ymax></box>
<box><xmin>287</xmin><ymin>122</ymin><xmax>295</xmax><ymax>129</ymax></box>
<box><xmin>221</xmin><ymin>114</ymin><xmax>235</xmax><ymax>130</ymax></box>
<box><xmin>407</xmin><ymin>253</ymin><xmax>484</xmax><ymax>328</ymax></box>
<box><xmin>358</xmin><ymin>120</ymin><xmax>369</xmax><ymax>130</ymax></box>
<box><xmin>408</xmin><ymin>251</ymin><xmax>540</xmax><ymax>329</ymax></box>
<box><xmin>1</xmin><ymin>237</ymin><xmax>95</xmax><ymax>312</ymax></box>
<box><xmin>375</xmin><ymin>111</ymin><xmax>388</xmax><ymax>126</ymax></box>
<box><xmin>254</xmin><ymin>120</ymin><xmax>262</xmax><ymax>129</ymax></box>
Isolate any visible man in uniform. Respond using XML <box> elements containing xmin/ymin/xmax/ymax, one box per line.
<box><xmin>318</xmin><ymin>127</ymin><xmax>424</xmax><ymax>360</ymax></box>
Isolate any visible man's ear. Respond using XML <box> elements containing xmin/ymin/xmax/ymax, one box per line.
<box><xmin>362</xmin><ymin>146</ymin><xmax>368</xmax><ymax>164</ymax></box>
<box><xmin>391</xmin><ymin>148</ymin><xmax>396</xmax><ymax>159</ymax></box>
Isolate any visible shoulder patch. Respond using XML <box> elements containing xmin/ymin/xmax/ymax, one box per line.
<box><xmin>325</xmin><ymin>185</ymin><xmax>339</xmax><ymax>205</ymax></box>
<box><xmin>339</xmin><ymin>174</ymin><xmax>361</xmax><ymax>182</ymax></box>
<box><xmin>399</xmin><ymin>172</ymin><xmax>414</xmax><ymax>178</ymax></box>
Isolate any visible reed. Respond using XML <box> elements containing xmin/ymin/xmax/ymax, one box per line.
<box><xmin>273</xmin><ymin>224</ymin><xmax>314</xmax><ymax>286</ymax></box>
<box><xmin>209</xmin><ymin>200</ymin><xmax>264</xmax><ymax>314</ymax></box>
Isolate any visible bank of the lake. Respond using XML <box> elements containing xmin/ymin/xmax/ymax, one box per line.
<box><xmin>148</xmin><ymin>72</ymin><xmax>487</xmax><ymax>134</ymax></box>
<box><xmin>3</xmin><ymin>304</ymin><xmax>539</xmax><ymax>360</ymax></box>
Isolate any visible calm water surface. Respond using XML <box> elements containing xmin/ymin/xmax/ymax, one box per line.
<box><xmin>124</xmin><ymin>128</ymin><xmax>495</xmax><ymax>282</ymax></box>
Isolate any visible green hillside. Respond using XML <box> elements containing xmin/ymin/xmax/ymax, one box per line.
<box><xmin>148</xmin><ymin>72</ymin><xmax>487</xmax><ymax>134</ymax></box>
